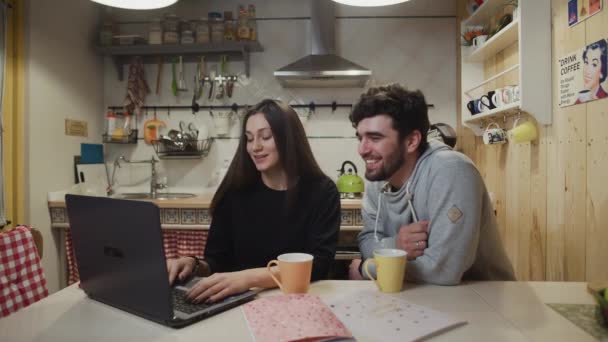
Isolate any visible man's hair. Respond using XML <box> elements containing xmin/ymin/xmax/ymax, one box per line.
<box><xmin>583</xmin><ymin>39</ymin><xmax>608</xmax><ymax>83</ymax></box>
<box><xmin>349</xmin><ymin>83</ymin><xmax>430</xmax><ymax>153</ymax></box>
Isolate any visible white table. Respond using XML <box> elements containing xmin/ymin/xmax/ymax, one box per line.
<box><xmin>0</xmin><ymin>281</ymin><xmax>598</xmax><ymax>342</ymax></box>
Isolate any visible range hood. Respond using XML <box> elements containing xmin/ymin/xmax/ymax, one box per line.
<box><xmin>274</xmin><ymin>0</ymin><xmax>371</xmax><ymax>88</ymax></box>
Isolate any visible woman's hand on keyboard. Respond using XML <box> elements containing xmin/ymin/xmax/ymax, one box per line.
<box><xmin>186</xmin><ymin>271</ymin><xmax>250</xmax><ymax>304</ymax></box>
<box><xmin>167</xmin><ymin>257</ymin><xmax>197</xmax><ymax>285</ymax></box>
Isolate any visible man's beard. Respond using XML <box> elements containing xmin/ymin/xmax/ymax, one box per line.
<box><xmin>364</xmin><ymin>144</ymin><xmax>406</xmax><ymax>182</ymax></box>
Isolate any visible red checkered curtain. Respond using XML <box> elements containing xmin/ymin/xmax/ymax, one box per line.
<box><xmin>0</xmin><ymin>225</ymin><xmax>48</xmax><ymax>317</ymax></box>
<box><xmin>65</xmin><ymin>229</ymin><xmax>207</xmax><ymax>284</ymax></box>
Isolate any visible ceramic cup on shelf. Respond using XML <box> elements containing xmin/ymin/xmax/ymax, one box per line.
<box><xmin>467</xmin><ymin>100</ymin><xmax>480</xmax><ymax>115</ymax></box>
<box><xmin>483</xmin><ymin>122</ymin><xmax>508</xmax><ymax>145</ymax></box>
<box><xmin>473</xmin><ymin>35</ymin><xmax>488</xmax><ymax>48</ymax></box>
<box><xmin>512</xmin><ymin>85</ymin><xmax>520</xmax><ymax>102</ymax></box>
<box><xmin>479</xmin><ymin>94</ymin><xmax>495</xmax><ymax>112</ymax></box>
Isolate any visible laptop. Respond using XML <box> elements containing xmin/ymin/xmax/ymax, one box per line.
<box><xmin>65</xmin><ymin>194</ymin><xmax>257</xmax><ymax>328</ymax></box>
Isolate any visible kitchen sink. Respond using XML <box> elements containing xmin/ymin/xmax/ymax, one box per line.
<box><xmin>114</xmin><ymin>192</ymin><xmax>196</xmax><ymax>200</ymax></box>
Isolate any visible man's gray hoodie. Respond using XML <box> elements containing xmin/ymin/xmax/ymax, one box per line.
<box><xmin>359</xmin><ymin>140</ymin><xmax>515</xmax><ymax>285</ymax></box>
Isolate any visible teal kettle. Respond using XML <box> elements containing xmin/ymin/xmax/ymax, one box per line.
<box><xmin>336</xmin><ymin>161</ymin><xmax>364</xmax><ymax>195</ymax></box>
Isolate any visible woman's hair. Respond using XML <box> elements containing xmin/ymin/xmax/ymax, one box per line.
<box><xmin>349</xmin><ymin>83</ymin><xmax>430</xmax><ymax>153</ymax></box>
<box><xmin>210</xmin><ymin>99</ymin><xmax>326</xmax><ymax>215</ymax></box>
<box><xmin>583</xmin><ymin>39</ymin><xmax>608</xmax><ymax>83</ymax></box>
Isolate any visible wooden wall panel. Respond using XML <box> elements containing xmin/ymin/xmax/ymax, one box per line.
<box><xmin>547</xmin><ymin>0</ymin><xmax>587</xmax><ymax>281</ymax></box>
<box><xmin>529</xmin><ymin>125</ymin><xmax>547</xmax><ymax>280</ymax></box>
<box><xmin>585</xmin><ymin>8</ymin><xmax>608</xmax><ymax>282</ymax></box>
<box><xmin>457</xmin><ymin>0</ymin><xmax>607</xmax><ymax>281</ymax></box>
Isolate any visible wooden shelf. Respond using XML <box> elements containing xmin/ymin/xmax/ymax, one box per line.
<box><xmin>460</xmin><ymin>0</ymin><xmax>551</xmax><ymax>136</ymax></box>
<box><xmin>96</xmin><ymin>41</ymin><xmax>264</xmax><ymax>80</ymax></box>
<box><xmin>463</xmin><ymin>102</ymin><xmax>521</xmax><ymax>134</ymax></box>
<box><xmin>466</xmin><ymin>20</ymin><xmax>518</xmax><ymax>63</ymax></box>
<box><xmin>463</xmin><ymin>0</ymin><xmax>513</xmax><ymax>27</ymax></box>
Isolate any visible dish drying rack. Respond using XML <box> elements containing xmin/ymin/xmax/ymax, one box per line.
<box><xmin>152</xmin><ymin>138</ymin><xmax>214</xmax><ymax>159</ymax></box>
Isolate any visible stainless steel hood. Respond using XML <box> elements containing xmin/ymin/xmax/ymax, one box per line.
<box><xmin>274</xmin><ymin>0</ymin><xmax>371</xmax><ymax>88</ymax></box>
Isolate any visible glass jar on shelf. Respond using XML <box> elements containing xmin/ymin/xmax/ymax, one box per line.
<box><xmin>248</xmin><ymin>4</ymin><xmax>257</xmax><ymax>41</ymax></box>
<box><xmin>224</xmin><ymin>20</ymin><xmax>236</xmax><ymax>41</ymax></box>
<box><xmin>237</xmin><ymin>5</ymin><xmax>250</xmax><ymax>41</ymax></box>
<box><xmin>195</xmin><ymin>18</ymin><xmax>210</xmax><ymax>44</ymax></box>
<box><xmin>181</xmin><ymin>30</ymin><xmax>194</xmax><ymax>44</ymax></box>
<box><xmin>162</xmin><ymin>14</ymin><xmax>180</xmax><ymax>44</ymax></box>
<box><xmin>99</xmin><ymin>20</ymin><xmax>115</xmax><ymax>46</ymax></box>
<box><xmin>209</xmin><ymin>12</ymin><xmax>224</xmax><ymax>43</ymax></box>
<box><xmin>148</xmin><ymin>18</ymin><xmax>162</xmax><ymax>45</ymax></box>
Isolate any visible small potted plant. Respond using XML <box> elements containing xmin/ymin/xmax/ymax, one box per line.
<box><xmin>461</xmin><ymin>26</ymin><xmax>488</xmax><ymax>46</ymax></box>
<box><xmin>594</xmin><ymin>288</ymin><xmax>608</xmax><ymax>328</ymax></box>
<box><xmin>503</xmin><ymin>0</ymin><xmax>519</xmax><ymax>20</ymax></box>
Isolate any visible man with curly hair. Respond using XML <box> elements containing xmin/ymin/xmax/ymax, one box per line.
<box><xmin>348</xmin><ymin>84</ymin><xmax>515</xmax><ymax>285</ymax></box>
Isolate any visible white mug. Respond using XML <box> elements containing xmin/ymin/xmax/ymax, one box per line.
<box><xmin>483</xmin><ymin>122</ymin><xmax>508</xmax><ymax>145</ymax></box>
<box><xmin>512</xmin><ymin>85</ymin><xmax>520</xmax><ymax>102</ymax></box>
<box><xmin>473</xmin><ymin>35</ymin><xmax>488</xmax><ymax>47</ymax></box>
<box><xmin>493</xmin><ymin>86</ymin><xmax>514</xmax><ymax>107</ymax></box>
<box><xmin>491</xmin><ymin>90</ymin><xmax>505</xmax><ymax>107</ymax></box>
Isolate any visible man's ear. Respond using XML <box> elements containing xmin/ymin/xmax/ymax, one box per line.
<box><xmin>404</xmin><ymin>130</ymin><xmax>422</xmax><ymax>153</ymax></box>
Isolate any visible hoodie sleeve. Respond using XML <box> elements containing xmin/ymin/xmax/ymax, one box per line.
<box><xmin>358</xmin><ymin>183</ymin><xmax>397</xmax><ymax>268</ymax></box>
<box><xmin>405</xmin><ymin>159</ymin><xmax>483</xmax><ymax>285</ymax></box>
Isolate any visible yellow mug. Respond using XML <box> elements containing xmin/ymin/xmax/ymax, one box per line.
<box><xmin>508</xmin><ymin>118</ymin><xmax>537</xmax><ymax>143</ymax></box>
<box><xmin>363</xmin><ymin>248</ymin><xmax>407</xmax><ymax>293</ymax></box>
<box><xmin>267</xmin><ymin>253</ymin><xmax>313</xmax><ymax>294</ymax></box>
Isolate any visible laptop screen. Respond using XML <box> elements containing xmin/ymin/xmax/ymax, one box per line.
<box><xmin>65</xmin><ymin>194</ymin><xmax>174</xmax><ymax>322</ymax></box>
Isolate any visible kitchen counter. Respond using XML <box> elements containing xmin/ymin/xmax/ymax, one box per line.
<box><xmin>47</xmin><ymin>194</ymin><xmax>363</xmax><ymax>209</ymax></box>
<box><xmin>48</xmin><ymin>194</ymin><xmax>363</xmax><ymax>230</ymax></box>
<box><xmin>48</xmin><ymin>193</ymin><xmax>364</xmax><ymax>287</ymax></box>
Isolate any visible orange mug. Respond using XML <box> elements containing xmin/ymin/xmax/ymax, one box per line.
<box><xmin>267</xmin><ymin>253</ymin><xmax>313</xmax><ymax>294</ymax></box>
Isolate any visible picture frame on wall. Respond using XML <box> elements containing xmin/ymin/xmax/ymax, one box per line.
<box><xmin>568</xmin><ymin>0</ymin><xmax>603</xmax><ymax>27</ymax></box>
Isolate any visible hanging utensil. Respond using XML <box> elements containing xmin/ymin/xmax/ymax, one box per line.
<box><xmin>177</xmin><ymin>56</ymin><xmax>188</xmax><ymax>91</ymax></box>
<box><xmin>155</xmin><ymin>57</ymin><xmax>163</xmax><ymax>95</ymax></box>
<box><xmin>216</xmin><ymin>55</ymin><xmax>227</xmax><ymax>100</ymax></box>
<box><xmin>197</xmin><ymin>56</ymin><xmax>205</xmax><ymax>100</ymax></box>
<box><xmin>171</xmin><ymin>58</ymin><xmax>178</xmax><ymax>97</ymax></box>
<box><xmin>191</xmin><ymin>75</ymin><xmax>199</xmax><ymax>114</ymax></box>
<box><xmin>208</xmin><ymin>69</ymin><xmax>216</xmax><ymax>100</ymax></box>
<box><xmin>227</xmin><ymin>76</ymin><xmax>235</xmax><ymax>98</ymax></box>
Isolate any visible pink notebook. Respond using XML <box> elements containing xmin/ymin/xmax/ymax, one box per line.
<box><xmin>242</xmin><ymin>294</ymin><xmax>352</xmax><ymax>342</ymax></box>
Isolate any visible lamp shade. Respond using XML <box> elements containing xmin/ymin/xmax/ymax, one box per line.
<box><xmin>332</xmin><ymin>0</ymin><xmax>410</xmax><ymax>6</ymax></box>
<box><xmin>91</xmin><ymin>0</ymin><xmax>178</xmax><ymax>10</ymax></box>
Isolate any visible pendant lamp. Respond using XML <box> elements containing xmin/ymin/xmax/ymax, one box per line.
<box><xmin>90</xmin><ymin>0</ymin><xmax>178</xmax><ymax>10</ymax></box>
<box><xmin>332</xmin><ymin>0</ymin><xmax>410</xmax><ymax>6</ymax></box>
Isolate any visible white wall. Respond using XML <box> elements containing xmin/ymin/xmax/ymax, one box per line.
<box><xmin>103</xmin><ymin>0</ymin><xmax>457</xmax><ymax>194</ymax></box>
<box><xmin>25</xmin><ymin>0</ymin><xmax>104</xmax><ymax>293</ymax></box>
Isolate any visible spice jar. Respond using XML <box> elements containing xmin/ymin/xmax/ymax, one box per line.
<box><xmin>237</xmin><ymin>5</ymin><xmax>250</xmax><ymax>41</ymax></box>
<box><xmin>208</xmin><ymin>12</ymin><xmax>224</xmax><ymax>43</ymax></box>
<box><xmin>99</xmin><ymin>20</ymin><xmax>115</xmax><ymax>46</ymax></box>
<box><xmin>181</xmin><ymin>30</ymin><xmax>194</xmax><ymax>44</ymax></box>
<box><xmin>148</xmin><ymin>18</ymin><xmax>162</xmax><ymax>45</ymax></box>
<box><xmin>163</xmin><ymin>14</ymin><xmax>180</xmax><ymax>44</ymax></box>
<box><xmin>195</xmin><ymin>19</ymin><xmax>210</xmax><ymax>44</ymax></box>
<box><xmin>224</xmin><ymin>20</ymin><xmax>236</xmax><ymax>41</ymax></box>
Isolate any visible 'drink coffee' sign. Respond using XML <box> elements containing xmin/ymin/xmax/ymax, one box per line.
<box><xmin>558</xmin><ymin>38</ymin><xmax>608</xmax><ymax>107</ymax></box>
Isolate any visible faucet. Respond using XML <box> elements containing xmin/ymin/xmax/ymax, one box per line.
<box><xmin>111</xmin><ymin>156</ymin><xmax>166</xmax><ymax>198</ymax></box>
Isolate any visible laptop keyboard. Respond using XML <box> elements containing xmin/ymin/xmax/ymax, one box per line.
<box><xmin>172</xmin><ymin>288</ymin><xmax>212</xmax><ymax>314</ymax></box>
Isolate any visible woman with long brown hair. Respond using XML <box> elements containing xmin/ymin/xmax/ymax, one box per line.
<box><xmin>167</xmin><ymin>99</ymin><xmax>341</xmax><ymax>303</ymax></box>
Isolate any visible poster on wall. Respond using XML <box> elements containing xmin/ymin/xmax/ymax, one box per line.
<box><xmin>568</xmin><ymin>0</ymin><xmax>603</xmax><ymax>27</ymax></box>
<box><xmin>558</xmin><ymin>39</ymin><xmax>608</xmax><ymax>107</ymax></box>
